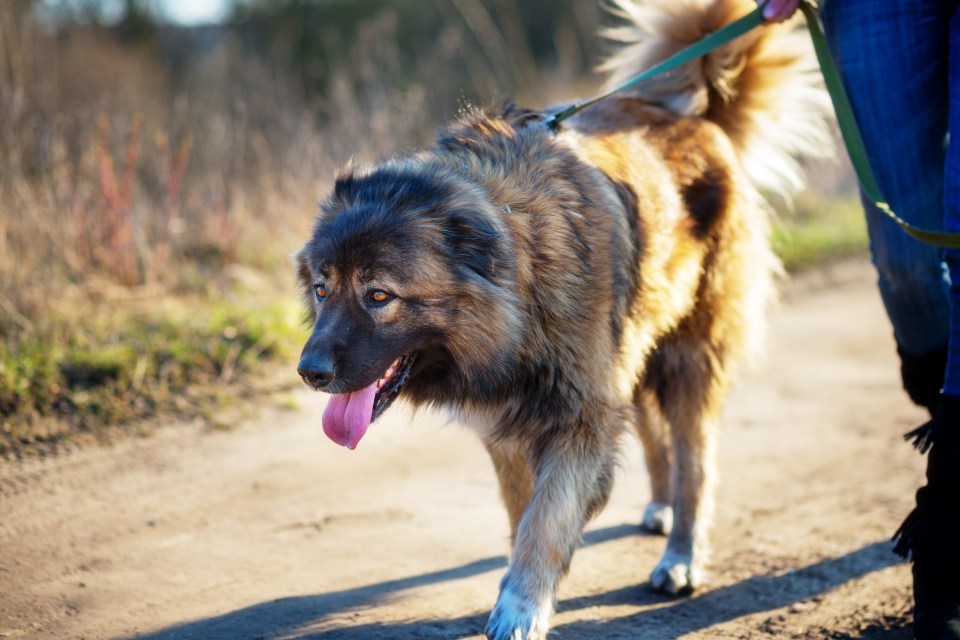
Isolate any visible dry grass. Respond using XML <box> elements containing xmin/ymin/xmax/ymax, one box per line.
<box><xmin>0</xmin><ymin>1</ymin><xmax>603</xmax><ymax>304</ymax></box>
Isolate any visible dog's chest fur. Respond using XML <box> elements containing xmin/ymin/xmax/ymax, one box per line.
<box><xmin>450</xmin><ymin>403</ymin><xmax>518</xmax><ymax>441</ymax></box>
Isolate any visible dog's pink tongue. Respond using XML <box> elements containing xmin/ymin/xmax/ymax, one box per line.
<box><xmin>321</xmin><ymin>382</ymin><xmax>378</xmax><ymax>450</ymax></box>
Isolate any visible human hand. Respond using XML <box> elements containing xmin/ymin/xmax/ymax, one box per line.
<box><xmin>758</xmin><ymin>0</ymin><xmax>799</xmax><ymax>22</ymax></box>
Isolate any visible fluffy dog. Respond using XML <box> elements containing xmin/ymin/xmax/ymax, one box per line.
<box><xmin>294</xmin><ymin>0</ymin><xmax>828</xmax><ymax>637</ymax></box>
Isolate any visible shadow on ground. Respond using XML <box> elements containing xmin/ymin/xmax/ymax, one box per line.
<box><xmin>131</xmin><ymin>526</ymin><xmax>904</xmax><ymax>640</ymax></box>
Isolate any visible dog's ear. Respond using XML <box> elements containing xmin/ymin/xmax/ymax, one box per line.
<box><xmin>333</xmin><ymin>173</ymin><xmax>355</xmax><ymax>203</ymax></box>
<box><xmin>331</xmin><ymin>163</ymin><xmax>362</xmax><ymax>206</ymax></box>
<box><xmin>446</xmin><ymin>209</ymin><xmax>508</xmax><ymax>284</ymax></box>
<box><xmin>292</xmin><ymin>246</ymin><xmax>317</xmax><ymax>323</ymax></box>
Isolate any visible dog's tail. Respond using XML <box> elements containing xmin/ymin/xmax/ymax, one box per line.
<box><xmin>599</xmin><ymin>0</ymin><xmax>831</xmax><ymax>197</ymax></box>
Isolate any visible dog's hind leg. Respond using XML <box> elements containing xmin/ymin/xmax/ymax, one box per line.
<box><xmin>646</xmin><ymin>341</ymin><xmax>727</xmax><ymax>596</ymax></box>
<box><xmin>633</xmin><ymin>385</ymin><xmax>673</xmax><ymax>535</ymax></box>
<box><xmin>484</xmin><ymin>418</ymin><xmax>618</xmax><ymax>640</ymax></box>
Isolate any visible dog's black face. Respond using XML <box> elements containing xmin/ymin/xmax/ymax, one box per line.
<box><xmin>296</xmin><ymin>165</ymin><xmax>520</xmax><ymax>449</ymax></box>
<box><xmin>296</xmin><ymin>206</ymin><xmax>441</xmax><ymax>449</ymax></box>
<box><xmin>296</xmin><ymin>240</ymin><xmax>426</xmax><ymax>397</ymax></box>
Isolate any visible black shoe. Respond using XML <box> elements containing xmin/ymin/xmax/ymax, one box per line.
<box><xmin>898</xmin><ymin>346</ymin><xmax>948</xmax><ymax>416</ymax></box>
<box><xmin>894</xmin><ymin>394</ymin><xmax>960</xmax><ymax>640</ymax></box>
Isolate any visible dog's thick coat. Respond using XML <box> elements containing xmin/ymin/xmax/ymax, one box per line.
<box><xmin>295</xmin><ymin>1</ymin><xmax>829</xmax><ymax>637</ymax></box>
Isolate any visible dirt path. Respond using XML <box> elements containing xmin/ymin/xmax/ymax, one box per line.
<box><xmin>0</xmin><ymin>260</ymin><xmax>931</xmax><ymax>640</ymax></box>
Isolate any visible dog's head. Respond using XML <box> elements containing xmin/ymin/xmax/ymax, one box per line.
<box><xmin>295</xmin><ymin>161</ymin><xmax>521</xmax><ymax>449</ymax></box>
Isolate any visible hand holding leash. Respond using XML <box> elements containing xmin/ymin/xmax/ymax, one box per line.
<box><xmin>758</xmin><ymin>0</ymin><xmax>799</xmax><ymax>22</ymax></box>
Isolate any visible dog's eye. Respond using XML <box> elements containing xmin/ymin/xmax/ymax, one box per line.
<box><xmin>315</xmin><ymin>285</ymin><xmax>326</xmax><ymax>301</ymax></box>
<box><xmin>367</xmin><ymin>290</ymin><xmax>392</xmax><ymax>305</ymax></box>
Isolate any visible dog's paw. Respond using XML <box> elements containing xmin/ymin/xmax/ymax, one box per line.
<box><xmin>649</xmin><ymin>550</ymin><xmax>702</xmax><ymax>595</ymax></box>
<box><xmin>485</xmin><ymin>587</ymin><xmax>551</xmax><ymax>640</ymax></box>
<box><xmin>641</xmin><ymin>501</ymin><xmax>673</xmax><ymax>535</ymax></box>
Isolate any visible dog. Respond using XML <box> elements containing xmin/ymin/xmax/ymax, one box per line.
<box><xmin>294</xmin><ymin>0</ymin><xmax>829</xmax><ymax>637</ymax></box>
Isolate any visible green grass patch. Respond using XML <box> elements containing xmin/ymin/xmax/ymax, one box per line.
<box><xmin>0</xmin><ymin>294</ymin><xmax>306</xmax><ymax>455</ymax></box>
<box><xmin>771</xmin><ymin>194</ymin><xmax>869</xmax><ymax>272</ymax></box>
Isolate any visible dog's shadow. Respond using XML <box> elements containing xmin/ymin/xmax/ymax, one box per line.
<box><xmin>130</xmin><ymin>526</ymin><xmax>907</xmax><ymax>640</ymax></box>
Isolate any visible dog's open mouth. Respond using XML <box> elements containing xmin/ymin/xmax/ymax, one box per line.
<box><xmin>373</xmin><ymin>352</ymin><xmax>416</xmax><ymax>421</ymax></box>
<box><xmin>321</xmin><ymin>353</ymin><xmax>416</xmax><ymax>450</ymax></box>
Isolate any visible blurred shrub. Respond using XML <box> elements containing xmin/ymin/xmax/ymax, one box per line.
<box><xmin>0</xmin><ymin>0</ymin><xmax>602</xmax><ymax>320</ymax></box>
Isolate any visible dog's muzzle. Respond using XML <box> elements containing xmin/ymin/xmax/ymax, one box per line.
<box><xmin>297</xmin><ymin>354</ymin><xmax>335</xmax><ymax>390</ymax></box>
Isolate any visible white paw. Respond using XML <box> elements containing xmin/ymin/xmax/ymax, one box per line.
<box><xmin>649</xmin><ymin>550</ymin><xmax>702</xmax><ymax>595</ymax></box>
<box><xmin>485</xmin><ymin>586</ymin><xmax>551</xmax><ymax>640</ymax></box>
<box><xmin>642</xmin><ymin>501</ymin><xmax>673</xmax><ymax>535</ymax></box>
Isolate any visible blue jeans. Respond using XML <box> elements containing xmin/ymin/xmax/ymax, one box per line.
<box><xmin>821</xmin><ymin>0</ymin><xmax>960</xmax><ymax>396</ymax></box>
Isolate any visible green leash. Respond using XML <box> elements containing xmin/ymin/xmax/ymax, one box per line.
<box><xmin>543</xmin><ymin>4</ymin><xmax>767</xmax><ymax>129</ymax></box>
<box><xmin>545</xmin><ymin>0</ymin><xmax>960</xmax><ymax>249</ymax></box>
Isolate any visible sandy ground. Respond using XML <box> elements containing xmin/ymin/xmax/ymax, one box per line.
<box><xmin>0</xmin><ymin>259</ymin><xmax>932</xmax><ymax>640</ymax></box>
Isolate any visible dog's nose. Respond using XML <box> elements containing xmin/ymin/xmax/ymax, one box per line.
<box><xmin>297</xmin><ymin>355</ymin><xmax>335</xmax><ymax>389</ymax></box>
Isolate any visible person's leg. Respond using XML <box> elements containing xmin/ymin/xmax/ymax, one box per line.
<box><xmin>947</xmin><ymin>4</ymin><xmax>960</xmax><ymax>402</ymax></box>
<box><xmin>899</xmin><ymin>7</ymin><xmax>960</xmax><ymax>640</ymax></box>
<box><xmin>823</xmin><ymin>2</ymin><xmax>960</xmax><ymax>637</ymax></box>
<box><xmin>822</xmin><ymin>0</ymin><xmax>953</xmax><ymax>413</ymax></box>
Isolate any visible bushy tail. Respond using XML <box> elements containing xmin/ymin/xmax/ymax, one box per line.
<box><xmin>599</xmin><ymin>0</ymin><xmax>831</xmax><ymax>197</ymax></box>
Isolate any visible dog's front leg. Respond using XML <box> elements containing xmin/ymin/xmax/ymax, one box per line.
<box><xmin>485</xmin><ymin>435</ymin><xmax>615</xmax><ymax>640</ymax></box>
<box><xmin>486</xmin><ymin>441</ymin><xmax>535</xmax><ymax>544</ymax></box>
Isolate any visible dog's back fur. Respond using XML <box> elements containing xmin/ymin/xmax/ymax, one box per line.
<box><xmin>295</xmin><ymin>2</ymin><xmax>829</xmax><ymax>638</ymax></box>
